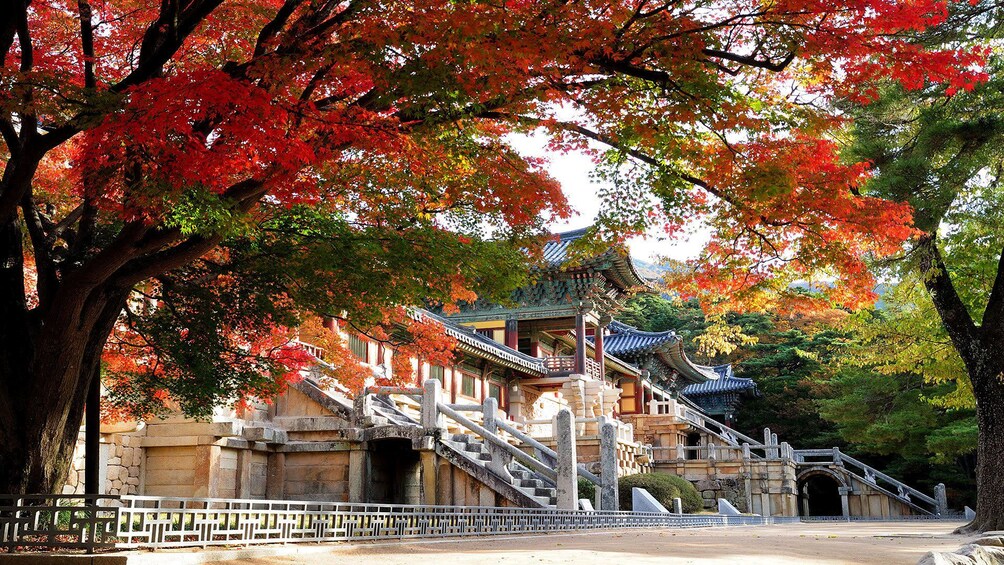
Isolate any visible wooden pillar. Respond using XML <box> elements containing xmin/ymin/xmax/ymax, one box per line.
<box><xmin>574</xmin><ymin>313</ymin><xmax>587</xmax><ymax>374</ymax></box>
<box><xmin>594</xmin><ymin>325</ymin><xmax>605</xmax><ymax>368</ymax></box>
<box><xmin>635</xmin><ymin>375</ymin><xmax>643</xmax><ymax>414</ymax></box>
<box><xmin>504</xmin><ymin>317</ymin><xmax>518</xmax><ymax>349</ymax></box>
<box><xmin>451</xmin><ymin>368</ymin><xmax>458</xmax><ymax>403</ymax></box>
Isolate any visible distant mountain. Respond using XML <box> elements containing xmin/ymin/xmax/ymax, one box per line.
<box><xmin>632</xmin><ymin>257</ymin><xmax>671</xmax><ymax>282</ymax></box>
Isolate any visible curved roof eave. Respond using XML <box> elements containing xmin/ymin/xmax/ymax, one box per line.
<box><xmin>660</xmin><ymin>339</ymin><xmax>720</xmax><ymax>384</ymax></box>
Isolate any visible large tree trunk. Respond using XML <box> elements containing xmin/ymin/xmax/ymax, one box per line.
<box><xmin>958</xmin><ymin>353</ymin><xmax>1004</xmax><ymax>533</ymax></box>
<box><xmin>0</xmin><ymin>284</ymin><xmax>128</xmax><ymax>494</ymax></box>
<box><xmin>920</xmin><ymin>236</ymin><xmax>1004</xmax><ymax>533</ymax></box>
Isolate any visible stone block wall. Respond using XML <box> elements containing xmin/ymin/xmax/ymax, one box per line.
<box><xmin>62</xmin><ymin>427</ymin><xmax>145</xmax><ymax>496</ymax></box>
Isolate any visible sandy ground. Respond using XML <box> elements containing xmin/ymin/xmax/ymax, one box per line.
<box><xmin>216</xmin><ymin>521</ymin><xmax>971</xmax><ymax>565</ymax></box>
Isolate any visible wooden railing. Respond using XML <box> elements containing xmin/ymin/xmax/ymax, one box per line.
<box><xmin>542</xmin><ymin>356</ymin><xmax>602</xmax><ymax>379</ymax></box>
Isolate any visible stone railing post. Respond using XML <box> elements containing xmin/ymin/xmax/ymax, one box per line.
<box><xmin>353</xmin><ymin>389</ymin><xmax>374</xmax><ymax>426</ymax></box>
<box><xmin>935</xmin><ymin>483</ymin><xmax>948</xmax><ymax>516</ymax></box>
<box><xmin>421</xmin><ymin>379</ymin><xmax>445</xmax><ymax>431</ymax></box>
<box><xmin>832</xmin><ymin>447</ymin><xmax>843</xmax><ymax>467</ymax></box>
<box><xmin>742</xmin><ymin>443</ymin><xmax>751</xmax><ymax>461</ymax></box>
<box><xmin>482</xmin><ymin>397</ymin><xmax>513</xmax><ymax>481</ymax></box>
<box><xmin>676</xmin><ymin>443</ymin><xmax>685</xmax><ymax>460</ymax></box>
<box><xmin>599</xmin><ymin>419</ymin><xmax>618</xmax><ymax>511</ymax></box>
<box><xmin>648</xmin><ymin>399</ymin><xmax>658</xmax><ymax>415</ymax></box>
<box><xmin>780</xmin><ymin>442</ymin><xmax>791</xmax><ymax>461</ymax></box>
<box><xmin>555</xmin><ymin>408</ymin><xmax>578</xmax><ymax>510</ymax></box>
<box><xmin>708</xmin><ymin>442</ymin><xmax>717</xmax><ymax>461</ymax></box>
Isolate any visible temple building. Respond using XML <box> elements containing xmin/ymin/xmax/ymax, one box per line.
<box><xmin>64</xmin><ymin>227</ymin><xmax>946</xmax><ymax>520</ymax></box>
<box><xmin>681</xmin><ymin>364</ymin><xmax>758</xmax><ymax>427</ymax></box>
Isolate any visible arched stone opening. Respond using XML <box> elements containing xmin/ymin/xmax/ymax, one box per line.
<box><xmin>367</xmin><ymin>438</ymin><xmax>421</xmax><ymax>504</ymax></box>
<box><xmin>797</xmin><ymin>469</ymin><xmax>844</xmax><ymax>517</ymax></box>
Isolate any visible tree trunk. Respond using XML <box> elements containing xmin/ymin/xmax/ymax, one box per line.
<box><xmin>0</xmin><ymin>286</ymin><xmax>127</xmax><ymax>494</ymax></box>
<box><xmin>918</xmin><ymin>236</ymin><xmax>1004</xmax><ymax>533</ymax></box>
<box><xmin>958</xmin><ymin>355</ymin><xmax>1004</xmax><ymax>533</ymax></box>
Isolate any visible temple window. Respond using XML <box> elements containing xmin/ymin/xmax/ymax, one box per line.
<box><xmin>461</xmin><ymin>373</ymin><xmax>477</xmax><ymax>398</ymax></box>
<box><xmin>428</xmin><ymin>365</ymin><xmax>445</xmax><ymax>382</ymax></box>
<box><xmin>348</xmin><ymin>334</ymin><xmax>368</xmax><ymax>363</ymax></box>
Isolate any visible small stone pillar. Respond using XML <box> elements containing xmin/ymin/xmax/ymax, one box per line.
<box><xmin>935</xmin><ymin>483</ymin><xmax>948</xmax><ymax>516</ymax></box>
<box><xmin>555</xmin><ymin>408</ymin><xmax>578</xmax><ymax>510</ymax></box>
<box><xmin>482</xmin><ymin>397</ymin><xmax>512</xmax><ymax>481</ymax></box>
<box><xmin>508</xmin><ymin>385</ymin><xmax>525</xmax><ymax>423</ymax></box>
<box><xmin>672</xmin><ymin>497</ymin><xmax>683</xmax><ymax>514</ymax></box>
<box><xmin>600</xmin><ymin>419</ymin><xmax>618</xmax><ymax>511</ymax></box>
<box><xmin>348</xmin><ymin>448</ymin><xmax>367</xmax><ymax>502</ymax></box>
<box><xmin>422</xmin><ymin>378</ymin><xmax>445</xmax><ymax>431</ymax></box>
<box><xmin>838</xmin><ymin>486</ymin><xmax>852</xmax><ymax>518</ymax></box>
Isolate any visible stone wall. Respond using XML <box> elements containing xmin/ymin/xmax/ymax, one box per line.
<box><xmin>62</xmin><ymin>425</ymin><xmax>145</xmax><ymax>496</ymax></box>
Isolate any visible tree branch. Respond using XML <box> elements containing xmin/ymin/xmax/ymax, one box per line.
<box><xmin>980</xmin><ymin>245</ymin><xmax>1004</xmax><ymax>336</ymax></box>
<box><xmin>20</xmin><ymin>191</ymin><xmax>59</xmax><ymax>306</ymax></box>
<box><xmin>701</xmin><ymin>48</ymin><xmax>796</xmax><ymax>72</ymax></box>
<box><xmin>917</xmin><ymin>234</ymin><xmax>980</xmax><ymax>368</ymax></box>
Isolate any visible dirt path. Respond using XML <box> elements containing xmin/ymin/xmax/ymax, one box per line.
<box><xmin>216</xmin><ymin>521</ymin><xmax>970</xmax><ymax>565</ymax></box>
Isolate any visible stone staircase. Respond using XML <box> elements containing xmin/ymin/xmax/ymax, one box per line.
<box><xmin>440</xmin><ymin>433</ymin><xmax>558</xmax><ymax>507</ymax></box>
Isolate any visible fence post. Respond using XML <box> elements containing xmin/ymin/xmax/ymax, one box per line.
<box><xmin>832</xmin><ymin>447</ymin><xmax>843</xmax><ymax>467</ymax></box>
<box><xmin>708</xmin><ymin>442</ymin><xmax>717</xmax><ymax>462</ymax></box>
<box><xmin>422</xmin><ymin>378</ymin><xmax>445</xmax><ymax>431</ymax></box>
<box><xmin>780</xmin><ymin>442</ymin><xmax>791</xmax><ymax>461</ymax></box>
<box><xmin>600</xmin><ymin>420</ymin><xmax>618</xmax><ymax>511</ymax></box>
<box><xmin>555</xmin><ymin>408</ymin><xmax>578</xmax><ymax>510</ymax></box>
<box><xmin>676</xmin><ymin>443</ymin><xmax>685</xmax><ymax>460</ymax></box>
<box><xmin>482</xmin><ymin>397</ymin><xmax>513</xmax><ymax>481</ymax></box>
<box><xmin>742</xmin><ymin>443</ymin><xmax>751</xmax><ymax>461</ymax></box>
<box><xmin>935</xmin><ymin>483</ymin><xmax>948</xmax><ymax>516</ymax></box>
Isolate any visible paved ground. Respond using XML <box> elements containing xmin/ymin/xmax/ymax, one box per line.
<box><xmin>216</xmin><ymin>521</ymin><xmax>971</xmax><ymax>565</ymax></box>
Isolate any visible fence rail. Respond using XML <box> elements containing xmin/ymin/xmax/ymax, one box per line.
<box><xmin>2</xmin><ymin>494</ymin><xmax>805</xmax><ymax>552</ymax></box>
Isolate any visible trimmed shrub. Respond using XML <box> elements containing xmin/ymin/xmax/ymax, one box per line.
<box><xmin>578</xmin><ymin>477</ymin><xmax>596</xmax><ymax>503</ymax></box>
<box><xmin>617</xmin><ymin>473</ymin><xmax>702</xmax><ymax>513</ymax></box>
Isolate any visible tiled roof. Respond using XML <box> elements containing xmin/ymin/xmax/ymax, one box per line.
<box><xmin>601</xmin><ymin>320</ymin><xmax>682</xmax><ymax>356</ymax></box>
<box><xmin>590</xmin><ymin>320</ymin><xmax>719</xmax><ymax>383</ymax></box>
<box><xmin>712</xmin><ymin>364</ymin><xmax>733</xmax><ymax>379</ymax></box>
<box><xmin>682</xmin><ymin>375</ymin><xmax>757</xmax><ymax>397</ymax></box>
<box><xmin>414</xmin><ymin>309</ymin><xmax>546</xmax><ymax>375</ymax></box>
<box><xmin>541</xmin><ymin>227</ymin><xmax>590</xmax><ymax>266</ymax></box>
<box><xmin>540</xmin><ymin>227</ymin><xmax>649</xmax><ymax>291</ymax></box>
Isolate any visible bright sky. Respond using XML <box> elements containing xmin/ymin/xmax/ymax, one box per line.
<box><xmin>509</xmin><ymin>132</ymin><xmax>710</xmax><ymax>264</ymax></box>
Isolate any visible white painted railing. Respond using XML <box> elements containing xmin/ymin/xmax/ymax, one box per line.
<box><xmin>648</xmin><ymin>399</ymin><xmax>687</xmax><ymax>418</ymax></box>
<box><xmin>523</xmin><ymin>416</ymin><xmax>635</xmax><ymax>444</ymax></box>
<box><xmin>0</xmin><ymin>494</ymin><xmax>802</xmax><ymax>551</ymax></box>
<box><xmin>794</xmin><ymin>448</ymin><xmax>942</xmax><ymax>514</ymax></box>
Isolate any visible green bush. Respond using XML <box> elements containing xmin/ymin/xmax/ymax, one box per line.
<box><xmin>578</xmin><ymin>477</ymin><xmax>596</xmax><ymax>503</ymax></box>
<box><xmin>618</xmin><ymin>473</ymin><xmax>702</xmax><ymax>513</ymax></box>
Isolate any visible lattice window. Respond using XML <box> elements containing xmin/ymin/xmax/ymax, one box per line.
<box><xmin>349</xmin><ymin>334</ymin><xmax>368</xmax><ymax>362</ymax></box>
<box><xmin>428</xmin><ymin>365</ymin><xmax>445</xmax><ymax>381</ymax></box>
<box><xmin>461</xmin><ymin>373</ymin><xmax>476</xmax><ymax>398</ymax></box>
